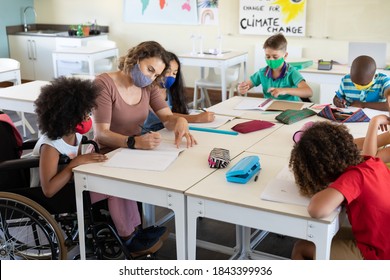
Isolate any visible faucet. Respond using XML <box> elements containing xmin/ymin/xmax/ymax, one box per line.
<box><xmin>23</xmin><ymin>6</ymin><xmax>37</xmax><ymax>32</ymax></box>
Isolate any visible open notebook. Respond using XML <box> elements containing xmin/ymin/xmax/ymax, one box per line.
<box><xmin>235</xmin><ymin>98</ymin><xmax>304</xmax><ymax>111</ymax></box>
<box><xmin>103</xmin><ymin>142</ymin><xmax>185</xmax><ymax>171</ymax></box>
<box><xmin>260</xmin><ymin>165</ymin><xmax>310</xmax><ymax>207</ymax></box>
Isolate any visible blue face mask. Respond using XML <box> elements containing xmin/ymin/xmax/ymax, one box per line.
<box><xmin>162</xmin><ymin>76</ymin><xmax>176</xmax><ymax>89</ymax></box>
<box><xmin>131</xmin><ymin>64</ymin><xmax>153</xmax><ymax>88</ymax></box>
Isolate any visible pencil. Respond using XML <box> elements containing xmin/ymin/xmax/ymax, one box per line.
<box><xmin>198</xmin><ymin>107</ymin><xmax>207</xmax><ymax>112</ymax></box>
<box><xmin>139</xmin><ymin>124</ymin><xmax>152</xmax><ymax>134</ymax></box>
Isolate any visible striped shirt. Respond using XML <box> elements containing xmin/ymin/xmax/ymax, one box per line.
<box><xmin>336</xmin><ymin>73</ymin><xmax>390</xmax><ymax>105</ymax></box>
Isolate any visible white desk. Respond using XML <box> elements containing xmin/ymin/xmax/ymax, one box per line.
<box><xmin>178</xmin><ymin>51</ymin><xmax>248</xmax><ymax>103</ymax></box>
<box><xmin>186</xmin><ymin>151</ymin><xmax>343</xmax><ymax>260</ymax></box>
<box><xmin>160</xmin><ymin>118</ymin><xmax>282</xmax><ymax>152</ymax></box>
<box><xmin>73</xmin><ymin>143</ymin><xmax>221</xmax><ymax>260</ymax></box>
<box><xmin>52</xmin><ymin>45</ymin><xmax>119</xmax><ymax>78</ymax></box>
<box><xmin>0</xmin><ymin>65</ymin><xmax>21</xmax><ymax>85</ymax></box>
<box><xmin>246</xmin><ymin>115</ymin><xmax>370</xmax><ymax>158</ymax></box>
<box><xmin>207</xmin><ymin>95</ymin><xmax>312</xmax><ymax>122</ymax></box>
<box><xmin>0</xmin><ymin>80</ymin><xmax>49</xmax><ymax>114</ymax></box>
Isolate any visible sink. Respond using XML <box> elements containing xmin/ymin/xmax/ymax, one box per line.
<box><xmin>16</xmin><ymin>30</ymin><xmax>65</xmax><ymax>36</ymax></box>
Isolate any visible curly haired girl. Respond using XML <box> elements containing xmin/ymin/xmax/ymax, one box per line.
<box><xmin>289</xmin><ymin>121</ymin><xmax>390</xmax><ymax>260</ymax></box>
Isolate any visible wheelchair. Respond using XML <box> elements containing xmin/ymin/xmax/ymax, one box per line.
<box><xmin>0</xmin><ymin>111</ymin><xmax>155</xmax><ymax>260</ymax></box>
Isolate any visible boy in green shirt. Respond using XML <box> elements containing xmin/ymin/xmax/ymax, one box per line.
<box><xmin>238</xmin><ymin>33</ymin><xmax>312</xmax><ymax>101</ymax></box>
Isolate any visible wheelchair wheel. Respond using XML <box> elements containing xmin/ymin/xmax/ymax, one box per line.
<box><xmin>0</xmin><ymin>192</ymin><xmax>67</xmax><ymax>260</ymax></box>
<box><xmin>95</xmin><ymin>228</ymin><xmax>125</xmax><ymax>260</ymax></box>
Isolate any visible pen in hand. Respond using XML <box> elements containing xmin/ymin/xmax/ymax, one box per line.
<box><xmin>139</xmin><ymin>124</ymin><xmax>152</xmax><ymax>134</ymax></box>
<box><xmin>198</xmin><ymin>107</ymin><xmax>207</xmax><ymax>112</ymax></box>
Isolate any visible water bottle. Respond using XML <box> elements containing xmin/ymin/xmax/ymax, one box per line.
<box><xmin>76</xmin><ymin>24</ymin><xmax>83</xmax><ymax>36</ymax></box>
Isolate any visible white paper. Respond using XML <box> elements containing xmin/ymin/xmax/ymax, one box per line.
<box><xmin>260</xmin><ymin>165</ymin><xmax>310</xmax><ymax>206</ymax></box>
<box><xmin>208</xmin><ymin>107</ymin><xmax>245</xmax><ymax>117</ymax></box>
<box><xmin>188</xmin><ymin>115</ymin><xmax>234</xmax><ymax>128</ymax></box>
<box><xmin>103</xmin><ymin>143</ymin><xmax>185</xmax><ymax>171</ymax></box>
<box><xmin>362</xmin><ymin>108</ymin><xmax>387</xmax><ymax>120</ymax></box>
<box><xmin>235</xmin><ymin>98</ymin><xmax>304</xmax><ymax>111</ymax></box>
<box><xmin>234</xmin><ymin>98</ymin><xmax>265</xmax><ymax>110</ymax></box>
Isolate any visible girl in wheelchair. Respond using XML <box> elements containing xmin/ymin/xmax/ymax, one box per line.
<box><xmin>33</xmin><ymin>77</ymin><xmax>167</xmax><ymax>258</ymax></box>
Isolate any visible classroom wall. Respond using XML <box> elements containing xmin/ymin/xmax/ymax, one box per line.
<box><xmin>32</xmin><ymin>0</ymin><xmax>390</xmax><ymax>86</ymax></box>
<box><xmin>0</xmin><ymin>0</ymin><xmax>34</xmax><ymax>57</ymax></box>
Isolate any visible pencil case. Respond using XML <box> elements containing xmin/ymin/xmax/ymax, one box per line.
<box><xmin>317</xmin><ymin>105</ymin><xmax>370</xmax><ymax>123</ymax></box>
<box><xmin>226</xmin><ymin>155</ymin><xmax>260</xmax><ymax>184</ymax></box>
<box><xmin>208</xmin><ymin>148</ymin><xmax>230</xmax><ymax>169</ymax></box>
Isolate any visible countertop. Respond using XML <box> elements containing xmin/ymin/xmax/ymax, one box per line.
<box><xmin>6</xmin><ymin>24</ymin><xmax>109</xmax><ymax>38</ymax></box>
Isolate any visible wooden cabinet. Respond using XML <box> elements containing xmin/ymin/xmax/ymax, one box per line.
<box><xmin>8</xmin><ymin>35</ymin><xmax>56</xmax><ymax>81</ymax></box>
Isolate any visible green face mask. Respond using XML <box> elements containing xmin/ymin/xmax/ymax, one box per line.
<box><xmin>266</xmin><ymin>57</ymin><xmax>285</xmax><ymax>69</ymax></box>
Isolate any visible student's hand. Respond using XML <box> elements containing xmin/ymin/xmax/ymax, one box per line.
<box><xmin>333</xmin><ymin>96</ymin><xmax>347</xmax><ymax>108</ymax></box>
<box><xmin>174</xmin><ymin>117</ymin><xmax>197</xmax><ymax>148</ymax></box>
<box><xmin>238</xmin><ymin>82</ymin><xmax>250</xmax><ymax>95</ymax></box>
<box><xmin>70</xmin><ymin>153</ymin><xmax>108</xmax><ymax>168</ymax></box>
<box><xmin>268</xmin><ymin>87</ymin><xmax>286</xmax><ymax>98</ymax></box>
<box><xmin>196</xmin><ymin>111</ymin><xmax>215</xmax><ymax>123</ymax></box>
<box><xmin>135</xmin><ymin>132</ymin><xmax>162</xmax><ymax>149</ymax></box>
<box><xmin>371</xmin><ymin>115</ymin><xmax>390</xmax><ymax>132</ymax></box>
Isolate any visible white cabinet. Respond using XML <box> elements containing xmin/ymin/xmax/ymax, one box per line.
<box><xmin>8</xmin><ymin>35</ymin><xmax>56</xmax><ymax>81</ymax></box>
<box><xmin>54</xmin><ymin>35</ymin><xmax>109</xmax><ymax>77</ymax></box>
<box><xmin>8</xmin><ymin>34</ymin><xmax>109</xmax><ymax>80</ymax></box>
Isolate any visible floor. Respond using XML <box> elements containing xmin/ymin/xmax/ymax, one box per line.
<box><xmin>2</xmin><ymin>88</ymin><xmax>297</xmax><ymax>260</ymax></box>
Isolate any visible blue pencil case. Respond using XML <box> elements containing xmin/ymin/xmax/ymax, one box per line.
<box><xmin>225</xmin><ymin>155</ymin><xmax>261</xmax><ymax>184</ymax></box>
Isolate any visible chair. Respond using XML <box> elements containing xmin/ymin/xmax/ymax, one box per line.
<box><xmin>0</xmin><ymin>58</ymin><xmax>34</xmax><ymax>137</ymax></box>
<box><xmin>0</xmin><ymin>112</ymin><xmax>155</xmax><ymax>260</ymax></box>
<box><xmin>192</xmin><ymin>64</ymin><xmax>241</xmax><ymax>108</ymax></box>
<box><xmin>304</xmin><ymin>81</ymin><xmax>321</xmax><ymax>104</ymax></box>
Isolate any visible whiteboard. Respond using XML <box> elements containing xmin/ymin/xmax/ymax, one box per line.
<box><xmin>306</xmin><ymin>0</ymin><xmax>390</xmax><ymax>41</ymax></box>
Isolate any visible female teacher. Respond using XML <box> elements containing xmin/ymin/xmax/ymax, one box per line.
<box><xmin>93</xmin><ymin>40</ymin><xmax>196</xmax><ymax>154</ymax></box>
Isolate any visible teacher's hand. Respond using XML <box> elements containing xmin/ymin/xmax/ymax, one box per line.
<box><xmin>174</xmin><ymin>117</ymin><xmax>197</xmax><ymax>148</ymax></box>
<box><xmin>135</xmin><ymin>132</ymin><xmax>162</xmax><ymax>149</ymax></box>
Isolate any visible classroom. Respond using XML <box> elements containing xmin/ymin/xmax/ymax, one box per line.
<box><xmin>1</xmin><ymin>0</ymin><xmax>390</xmax><ymax>270</ymax></box>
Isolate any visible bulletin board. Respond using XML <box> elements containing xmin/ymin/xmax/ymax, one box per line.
<box><xmin>123</xmin><ymin>0</ymin><xmax>198</xmax><ymax>25</ymax></box>
<box><xmin>239</xmin><ymin>0</ymin><xmax>307</xmax><ymax>37</ymax></box>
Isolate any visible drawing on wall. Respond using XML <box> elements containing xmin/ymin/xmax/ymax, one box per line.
<box><xmin>198</xmin><ymin>0</ymin><xmax>219</xmax><ymax>25</ymax></box>
<box><xmin>123</xmin><ymin>0</ymin><xmax>198</xmax><ymax>25</ymax></box>
<box><xmin>239</xmin><ymin>0</ymin><xmax>307</xmax><ymax>36</ymax></box>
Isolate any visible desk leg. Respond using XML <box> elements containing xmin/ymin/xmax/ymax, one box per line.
<box><xmin>168</xmin><ymin>192</ymin><xmax>187</xmax><ymax>259</ymax></box>
<box><xmin>52</xmin><ymin>53</ymin><xmax>58</xmax><ymax>78</ymax></box>
<box><xmin>243</xmin><ymin>61</ymin><xmax>247</xmax><ymax>81</ymax></box>
<box><xmin>142</xmin><ymin>203</ymin><xmax>155</xmax><ymax>227</ymax></box>
<box><xmin>308</xmin><ymin>220</ymin><xmax>336</xmax><ymax>260</ymax></box>
<box><xmin>220</xmin><ymin>67</ymin><xmax>227</xmax><ymax>102</ymax></box>
<box><xmin>187</xmin><ymin>196</ymin><xmax>202</xmax><ymax>260</ymax></box>
<box><xmin>88</xmin><ymin>57</ymin><xmax>95</xmax><ymax>76</ymax></box>
<box><xmin>74</xmin><ymin>173</ymin><xmax>86</xmax><ymax>260</ymax></box>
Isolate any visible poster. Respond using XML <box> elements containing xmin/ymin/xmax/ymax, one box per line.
<box><xmin>239</xmin><ymin>0</ymin><xmax>307</xmax><ymax>36</ymax></box>
<box><xmin>123</xmin><ymin>0</ymin><xmax>198</xmax><ymax>25</ymax></box>
<box><xmin>197</xmin><ymin>0</ymin><xmax>219</xmax><ymax>25</ymax></box>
